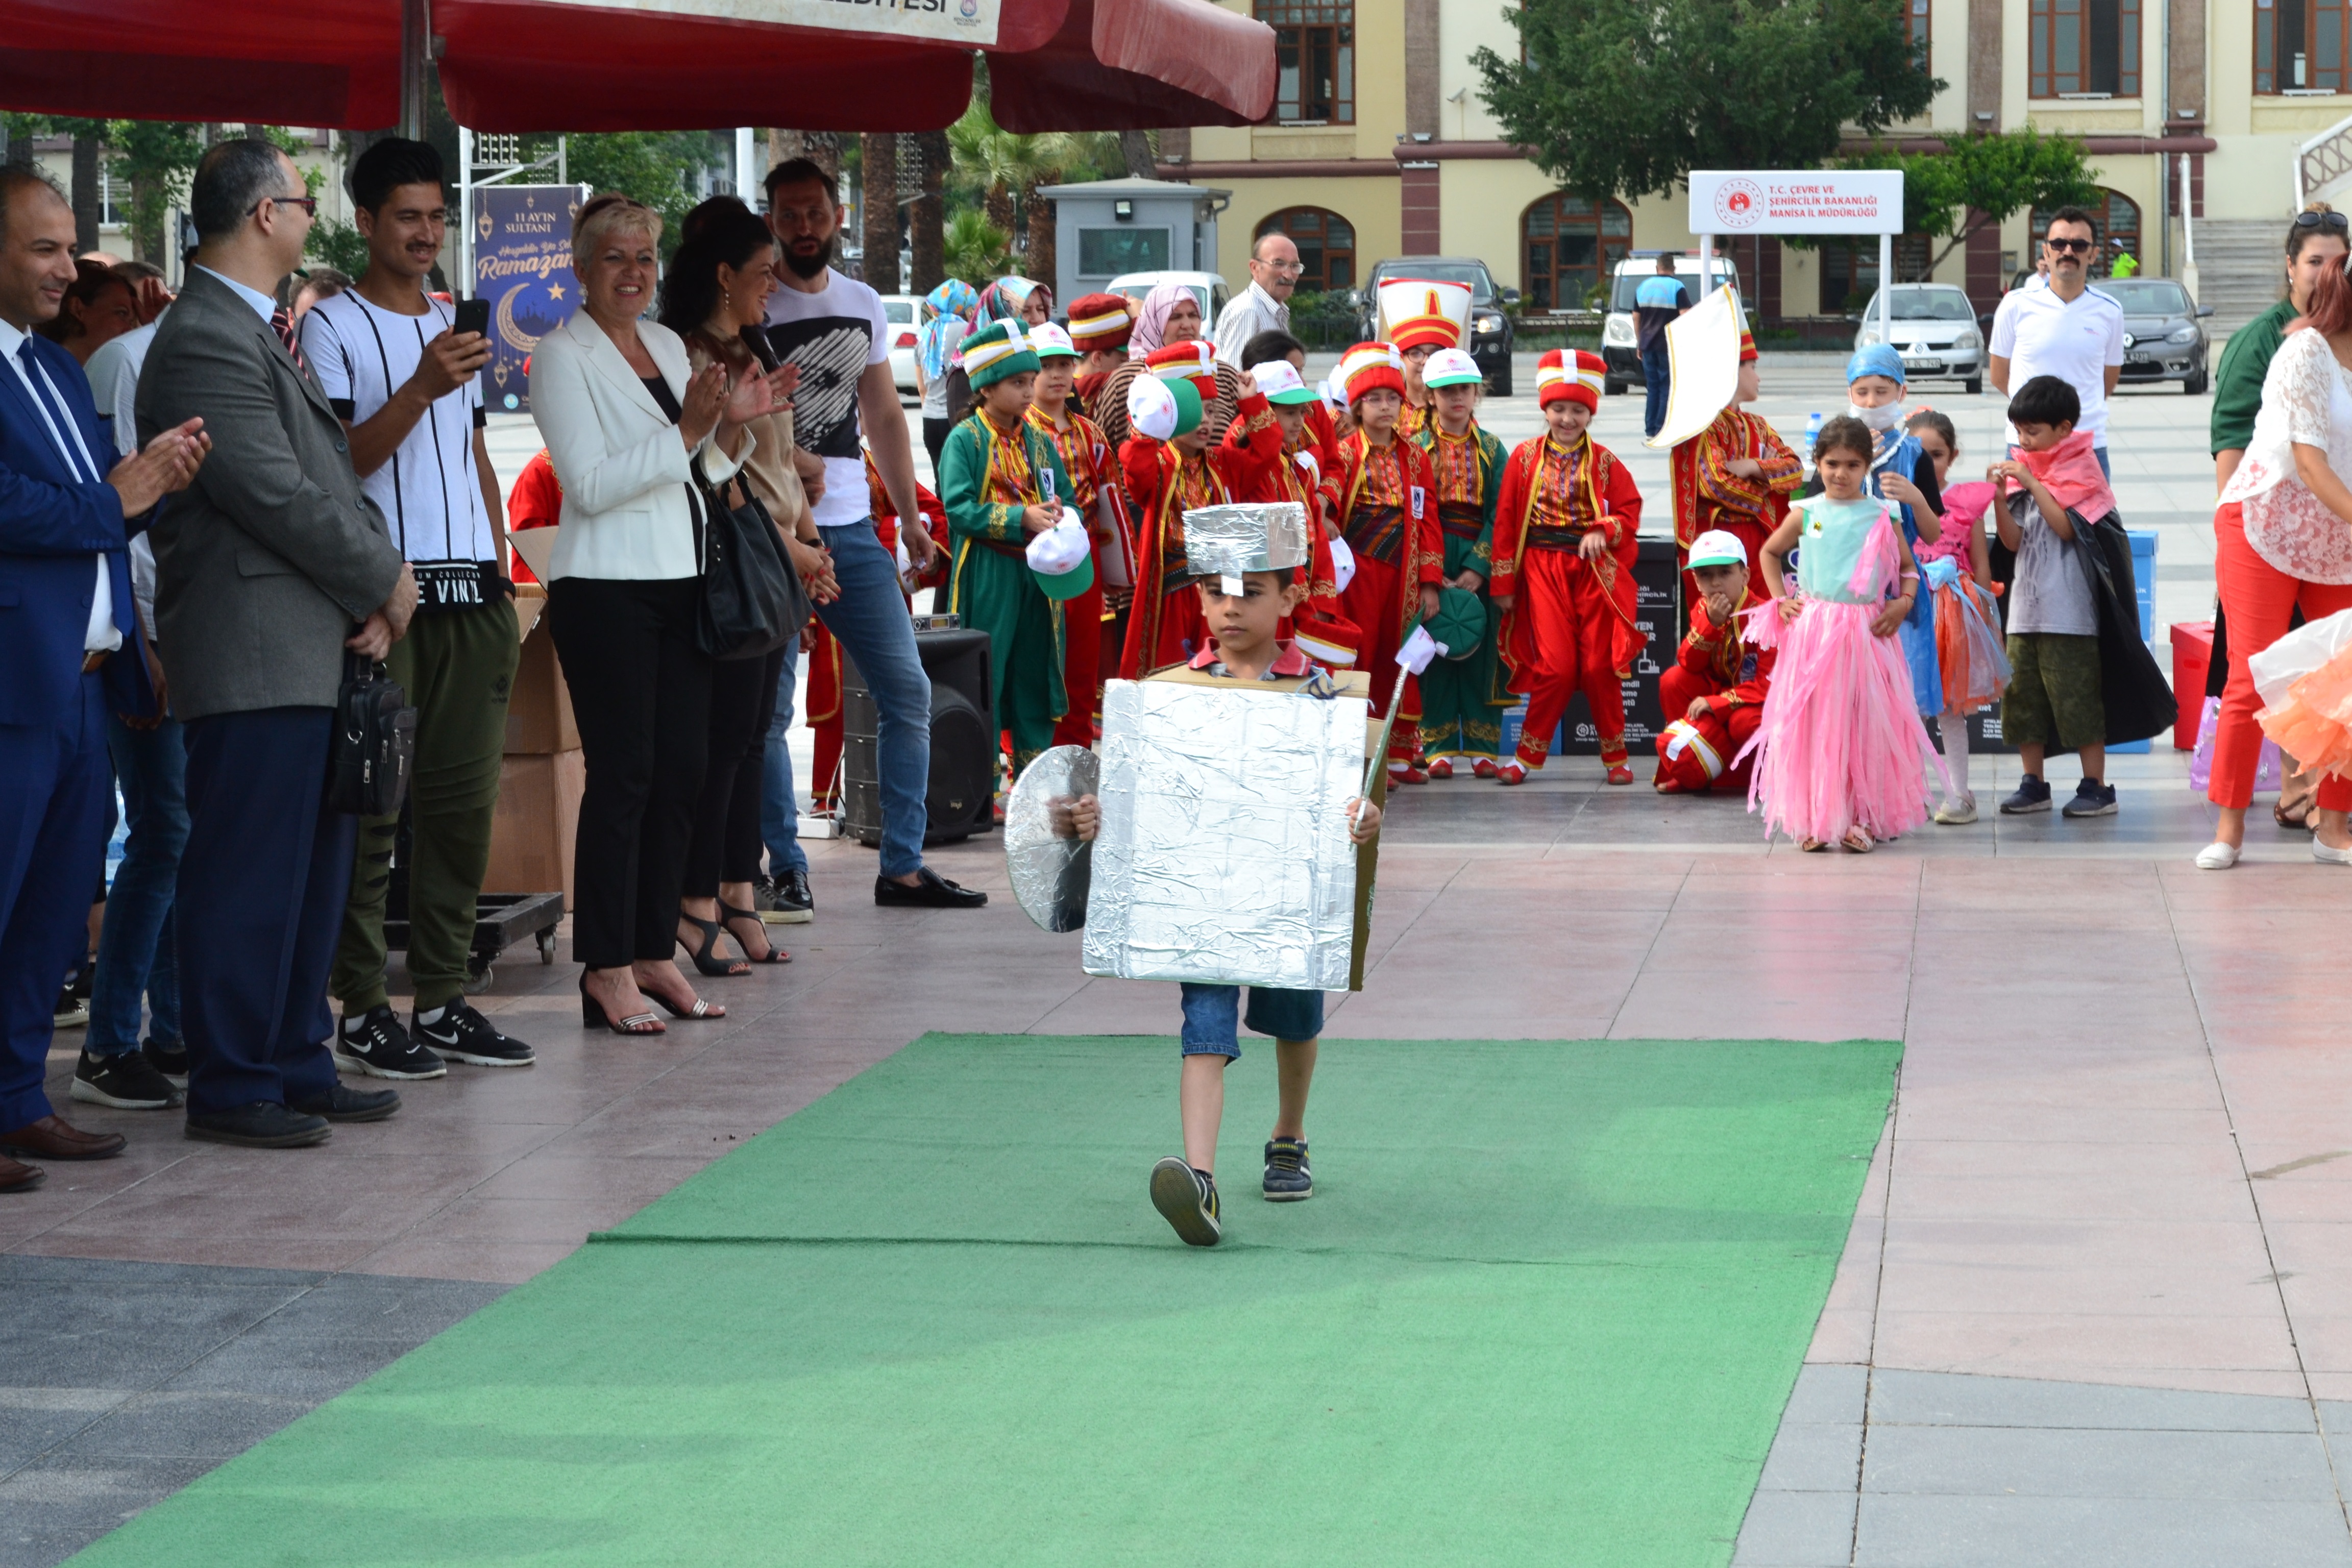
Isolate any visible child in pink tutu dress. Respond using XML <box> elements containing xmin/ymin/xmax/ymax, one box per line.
<box><xmin>1904</xmin><ymin>410</ymin><xmax>2010</xmax><ymax>824</ymax></box>
<box><xmin>1739</xmin><ymin>415</ymin><xmax>1946</xmax><ymax>851</ymax></box>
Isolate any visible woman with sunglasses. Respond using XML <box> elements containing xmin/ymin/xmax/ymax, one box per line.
<box><xmin>2205</xmin><ymin>204</ymin><xmax>2350</xmax><ymax>832</ymax></box>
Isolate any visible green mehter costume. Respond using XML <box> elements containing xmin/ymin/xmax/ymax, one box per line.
<box><xmin>942</xmin><ymin>322</ymin><xmax>1073</xmax><ymax>775</ymax></box>
<box><xmin>1412</xmin><ymin>413</ymin><xmax>1509</xmax><ymax>764</ymax></box>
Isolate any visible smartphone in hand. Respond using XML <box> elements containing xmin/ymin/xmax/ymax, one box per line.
<box><xmin>453</xmin><ymin>297</ymin><xmax>491</xmax><ymax>339</ymax></box>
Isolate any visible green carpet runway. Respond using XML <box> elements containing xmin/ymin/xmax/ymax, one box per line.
<box><xmin>71</xmin><ymin>1034</ymin><xmax>1899</xmax><ymax>1567</ymax></box>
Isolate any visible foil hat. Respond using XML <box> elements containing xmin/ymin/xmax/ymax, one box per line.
<box><xmin>1182</xmin><ymin>502</ymin><xmax>1309</xmax><ymax>595</ymax></box>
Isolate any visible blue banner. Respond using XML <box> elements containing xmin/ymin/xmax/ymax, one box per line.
<box><xmin>472</xmin><ymin>184</ymin><xmax>587</xmax><ymax>414</ymax></box>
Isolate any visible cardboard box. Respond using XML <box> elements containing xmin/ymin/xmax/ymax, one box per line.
<box><xmin>483</xmin><ymin>749</ymin><xmax>583</xmax><ymax>906</ymax></box>
<box><xmin>504</xmin><ymin>587</ymin><xmax>580</xmax><ymax>754</ymax></box>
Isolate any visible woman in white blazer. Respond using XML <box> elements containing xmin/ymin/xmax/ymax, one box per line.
<box><xmin>531</xmin><ymin>194</ymin><xmax>791</xmax><ymax>1035</ymax></box>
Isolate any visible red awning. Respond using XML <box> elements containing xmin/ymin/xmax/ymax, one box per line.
<box><xmin>0</xmin><ymin>0</ymin><xmax>1269</xmax><ymax>132</ymax></box>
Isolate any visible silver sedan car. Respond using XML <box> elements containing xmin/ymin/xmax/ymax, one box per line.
<box><xmin>1852</xmin><ymin>283</ymin><xmax>1987</xmax><ymax>394</ymax></box>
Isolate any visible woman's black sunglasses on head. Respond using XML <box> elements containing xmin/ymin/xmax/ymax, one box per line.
<box><xmin>2295</xmin><ymin>210</ymin><xmax>2351</xmax><ymax>233</ymax></box>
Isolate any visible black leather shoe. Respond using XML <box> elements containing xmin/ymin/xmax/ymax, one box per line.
<box><xmin>184</xmin><ymin>1101</ymin><xmax>332</xmax><ymax>1148</ymax></box>
<box><xmin>873</xmin><ymin>867</ymin><xmax>987</xmax><ymax>909</ymax></box>
<box><xmin>289</xmin><ymin>1084</ymin><xmax>401</xmax><ymax>1123</ymax></box>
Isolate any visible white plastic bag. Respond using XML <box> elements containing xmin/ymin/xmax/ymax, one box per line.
<box><xmin>2247</xmin><ymin>606</ymin><xmax>2352</xmax><ymax>711</ymax></box>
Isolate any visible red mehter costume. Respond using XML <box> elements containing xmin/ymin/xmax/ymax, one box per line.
<box><xmin>1667</xmin><ymin>331</ymin><xmax>1801</xmax><ymax>600</ymax></box>
<box><xmin>1491</xmin><ymin>354</ymin><xmax>1645</xmax><ymax>776</ymax></box>
<box><xmin>1654</xmin><ymin>587</ymin><xmax>1775</xmax><ymax>793</ymax></box>
<box><xmin>1330</xmin><ymin>343</ymin><xmax>1443</xmax><ymax>765</ymax></box>
<box><xmin>1231</xmin><ymin>430</ymin><xmax>1360</xmax><ymax>672</ymax></box>
<box><xmin>1116</xmin><ymin>347</ymin><xmax>1279</xmax><ymax>677</ymax></box>
<box><xmin>1026</xmin><ymin>397</ymin><xmax>1130</xmax><ymax>747</ymax></box>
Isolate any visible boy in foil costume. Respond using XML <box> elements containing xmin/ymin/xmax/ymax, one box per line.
<box><xmin>1040</xmin><ymin>503</ymin><xmax>1385</xmax><ymax>1247</ymax></box>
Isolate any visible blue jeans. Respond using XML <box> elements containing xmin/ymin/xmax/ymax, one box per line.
<box><xmin>1178</xmin><ymin>983</ymin><xmax>1326</xmax><ymax>1059</ymax></box>
<box><xmin>1640</xmin><ymin>334</ymin><xmax>1672</xmax><ymax>438</ymax></box>
<box><xmin>814</xmin><ymin>521</ymin><xmax>932</xmax><ymax>878</ymax></box>
<box><xmin>88</xmin><ymin>715</ymin><xmax>185</xmax><ymax>1056</ymax></box>
<box><xmin>2094</xmin><ymin>445</ymin><xmax>2111</xmax><ymax>478</ymax></box>
<box><xmin>761</xmin><ymin>635</ymin><xmax>807</xmax><ymax>877</ymax></box>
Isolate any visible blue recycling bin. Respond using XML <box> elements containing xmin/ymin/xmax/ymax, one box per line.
<box><xmin>2128</xmin><ymin>529</ymin><xmax>2155</xmax><ymax>641</ymax></box>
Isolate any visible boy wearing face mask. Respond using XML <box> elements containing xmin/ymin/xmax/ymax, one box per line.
<box><xmin>1805</xmin><ymin>346</ymin><xmax>1946</xmax><ymax>725</ymax></box>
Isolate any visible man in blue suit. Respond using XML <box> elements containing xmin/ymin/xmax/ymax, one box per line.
<box><xmin>0</xmin><ymin>169</ymin><xmax>207</xmax><ymax>1192</ymax></box>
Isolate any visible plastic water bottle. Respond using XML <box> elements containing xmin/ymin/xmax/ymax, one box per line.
<box><xmin>1802</xmin><ymin>411</ymin><xmax>1823</xmax><ymax>476</ymax></box>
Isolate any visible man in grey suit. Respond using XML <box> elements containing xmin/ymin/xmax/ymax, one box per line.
<box><xmin>139</xmin><ymin>140</ymin><xmax>418</xmax><ymax>1148</ymax></box>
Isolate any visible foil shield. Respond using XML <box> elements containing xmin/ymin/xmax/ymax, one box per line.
<box><xmin>1081</xmin><ymin>679</ymin><xmax>1365</xmax><ymax>989</ymax></box>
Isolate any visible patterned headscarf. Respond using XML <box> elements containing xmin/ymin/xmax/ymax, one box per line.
<box><xmin>976</xmin><ymin>276</ymin><xmax>1047</xmax><ymax>326</ymax></box>
<box><xmin>918</xmin><ymin>279</ymin><xmax>980</xmax><ymax>380</ymax></box>
<box><xmin>1127</xmin><ymin>281</ymin><xmax>1202</xmax><ymax>360</ymax></box>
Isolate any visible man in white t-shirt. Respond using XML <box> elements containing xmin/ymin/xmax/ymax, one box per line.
<box><xmin>1990</xmin><ymin>205</ymin><xmax>2125</xmax><ymax>475</ymax></box>
<box><xmin>298</xmin><ymin>137</ymin><xmax>533</xmax><ymax>1079</ymax></box>
<box><xmin>763</xmin><ymin>157</ymin><xmax>985</xmax><ymax>911</ymax></box>
<box><xmin>1212</xmin><ymin>231</ymin><xmax>1298</xmax><ymax>364</ymax></box>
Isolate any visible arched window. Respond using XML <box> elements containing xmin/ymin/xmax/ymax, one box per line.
<box><xmin>2031</xmin><ymin>190</ymin><xmax>2143</xmax><ymax>276</ymax></box>
<box><xmin>1257</xmin><ymin>207</ymin><xmax>1356</xmax><ymax>293</ymax></box>
<box><xmin>1522</xmin><ymin>193</ymin><xmax>1633</xmax><ymax>311</ymax></box>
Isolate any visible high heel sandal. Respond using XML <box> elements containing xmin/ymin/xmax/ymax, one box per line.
<box><xmin>579</xmin><ymin>975</ymin><xmax>663</xmax><ymax>1035</ymax></box>
<box><xmin>719</xmin><ymin>900</ymin><xmax>791</xmax><ymax>964</ymax></box>
<box><xmin>677</xmin><ymin>914</ymin><xmax>750</xmax><ymax>978</ymax></box>
<box><xmin>646</xmin><ymin>986</ymin><xmax>724</xmax><ymax>1020</ymax></box>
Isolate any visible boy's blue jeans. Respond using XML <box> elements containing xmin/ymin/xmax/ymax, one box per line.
<box><xmin>760</xmin><ymin>636</ymin><xmax>808</xmax><ymax>878</ymax></box>
<box><xmin>812</xmin><ymin>521</ymin><xmax>933</xmax><ymax>879</ymax></box>
<box><xmin>1179</xmin><ymin>983</ymin><xmax>1325</xmax><ymax>1058</ymax></box>
<box><xmin>88</xmin><ymin>714</ymin><xmax>185</xmax><ymax>1056</ymax></box>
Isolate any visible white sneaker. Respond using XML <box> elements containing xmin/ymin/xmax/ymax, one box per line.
<box><xmin>2314</xmin><ymin>838</ymin><xmax>2352</xmax><ymax>865</ymax></box>
<box><xmin>1933</xmin><ymin>795</ymin><xmax>1978</xmax><ymax>825</ymax></box>
<box><xmin>2194</xmin><ymin>842</ymin><xmax>2241</xmax><ymax>870</ymax></box>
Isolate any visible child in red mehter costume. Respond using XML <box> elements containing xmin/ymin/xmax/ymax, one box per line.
<box><xmin>1489</xmin><ymin>349</ymin><xmax>1645</xmax><ymax>786</ymax></box>
<box><xmin>1655</xmin><ymin>528</ymin><xmax>1776</xmax><ymax>794</ymax></box>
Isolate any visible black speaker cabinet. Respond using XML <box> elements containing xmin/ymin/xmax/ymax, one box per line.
<box><xmin>841</xmin><ymin>616</ymin><xmax>997</xmax><ymax>848</ymax></box>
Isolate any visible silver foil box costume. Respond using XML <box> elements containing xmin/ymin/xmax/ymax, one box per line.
<box><xmin>1080</xmin><ymin>678</ymin><xmax>1366</xmax><ymax>990</ymax></box>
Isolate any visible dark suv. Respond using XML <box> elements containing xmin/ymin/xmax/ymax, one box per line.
<box><xmin>1353</xmin><ymin>257</ymin><xmax>1518</xmax><ymax>396</ymax></box>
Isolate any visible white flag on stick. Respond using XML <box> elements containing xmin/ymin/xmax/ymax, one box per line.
<box><xmin>1396</xmin><ymin>624</ymin><xmax>1443</xmax><ymax>674</ymax></box>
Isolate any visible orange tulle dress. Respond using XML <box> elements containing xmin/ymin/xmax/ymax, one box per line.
<box><xmin>2256</xmin><ymin>609</ymin><xmax>2352</xmax><ymax>779</ymax></box>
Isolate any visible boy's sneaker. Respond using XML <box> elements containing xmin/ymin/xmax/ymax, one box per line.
<box><xmin>756</xmin><ymin>869</ymin><xmax>814</xmax><ymax>924</ymax></box>
<box><xmin>70</xmin><ymin>1047</ymin><xmax>183</xmax><ymax>1110</ymax></box>
<box><xmin>1933</xmin><ymin>794</ymin><xmax>1978</xmax><ymax>825</ymax></box>
<box><xmin>1999</xmin><ymin>774</ymin><xmax>2052</xmax><ymax>814</ymax></box>
<box><xmin>333</xmin><ymin>1004</ymin><xmax>446</xmax><ymax>1081</ymax></box>
<box><xmin>53</xmin><ymin>979</ymin><xmax>87</xmax><ymax>1030</ymax></box>
<box><xmin>412</xmin><ymin>1000</ymin><xmax>535</xmax><ymax>1067</ymax></box>
<box><xmin>143</xmin><ymin>1039</ymin><xmax>190</xmax><ymax>1088</ymax></box>
<box><xmin>1149</xmin><ymin>1157</ymin><xmax>1222</xmax><ymax>1247</ymax></box>
<box><xmin>2062</xmin><ymin>779</ymin><xmax>2119</xmax><ymax>818</ymax></box>
<box><xmin>1263</xmin><ymin>1137</ymin><xmax>1313</xmax><ymax>1202</ymax></box>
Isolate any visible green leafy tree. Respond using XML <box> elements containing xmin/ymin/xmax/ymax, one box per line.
<box><xmin>943</xmin><ymin>208</ymin><xmax>1011</xmax><ymax>280</ymax></box>
<box><xmin>523</xmin><ymin>131</ymin><xmax>728</xmax><ymax>256</ymax></box>
<box><xmin>1857</xmin><ymin>127</ymin><xmax>2102</xmax><ymax>278</ymax></box>
<box><xmin>946</xmin><ymin>65</ymin><xmax>1119</xmax><ymax>285</ymax></box>
<box><xmin>105</xmin><ymin>119</ymin><xmax>203</xmax><ymax>266</ymax></box>
<box><xmin>1476</xmin><ymin>0</ymin><xmax>1941</xmax><ymax>201</ymax></box>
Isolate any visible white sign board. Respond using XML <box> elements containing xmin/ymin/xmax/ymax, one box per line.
<box><xmin>531</xmin><ymin>0</ymin><xmax>999</xmax><ymax>48</ymax></box>
<box><xmin>1687</xmin><ymin>170</ymin><xmax>1905</xmax><ymax>236</ymax></box>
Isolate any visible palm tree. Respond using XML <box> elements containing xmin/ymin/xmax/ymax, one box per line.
<box><xmin>944</xmin><ymin>209</ymin><xmax>1011</xmax><ymax>281</ymax></box>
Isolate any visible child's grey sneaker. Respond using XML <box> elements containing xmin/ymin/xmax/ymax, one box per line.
<box><xmin>1149</xmin><ymin>1157</ymin><xmax>1222</xmax><ymax>1246</ymax></box>
<box><xmin>2062</xmin><ymin>779</ymin><xmax>2119</xmax><ymax>818</ymax></box>
<box><xmin>1263</xmin><ymin>1137</ymin><xmax>1313</xmax><ymax>1201</ymax></box>
<box><xmin>1999</xmin><ymin>774</ymin><xmax>2052</xmax><ymax>814</ymax></box>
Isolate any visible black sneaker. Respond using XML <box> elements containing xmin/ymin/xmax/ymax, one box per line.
<box><xmin>288</xmin><ymin>1083</ymin><xmax>401</xmax><ymax>1123</ymax></box>
<box><xmin>333</xmin><ymin>1004</ymin><xmax>446</xmax><ymax>1080</ymax></box>
<box><xmin>1999</xmin><ymin>773</ymin><xmax>2053</xmax><ymax>815</ymax></box>
<box><xmin>70</xmin><ymin>1048</ymin><xmax>183</xmax><ymax>1110</ymax></box>
<box><xmin>412</xmin><ymin>1000</ymin><xmax>534</xmax><ymax>1068</ymax></box>
<box><xmin>144</xmin><ymin>1039</ymin><xmax>189</xmax><ymax>1088</ymax></box>
<box><xmin>53</xmin><ymin>978</ymin><xmax>87</xmax><ymax>1030</ymax></box>
<box><xmin>1263</xmin><ymin>1137</ymin><xmax>1313</xmax><ymax>1202</ymax></box>
<box><xmin>758</xmin><ymin>869</ymin><xmax>814</xmax><ymax>925</ymax></box>
<box><xmin>1149</xmin><ymin>1156</ymin><xmax>1222</xmax><ymax>1246</ymax></box>
<box><xmin>2062</xmin><ymin>779</ymin><xmax>2119</xmax><ymax>818</ymax></box>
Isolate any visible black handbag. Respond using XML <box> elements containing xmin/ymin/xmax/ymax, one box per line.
<box><xmin>695</xmin><ymin>466</ymin><xmax>811</xmax><ymax>661</ymax></box>
<box><xmin>328</xmin><ymin>648</ymin><xmax>417</xmax><ymax>816</ymax></box>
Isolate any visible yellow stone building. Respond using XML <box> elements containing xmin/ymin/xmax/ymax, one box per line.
<box><xmin>1163</xmin><ymin>0</ymin><xmax>2343</xmax><ymax>337</ymax></box>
